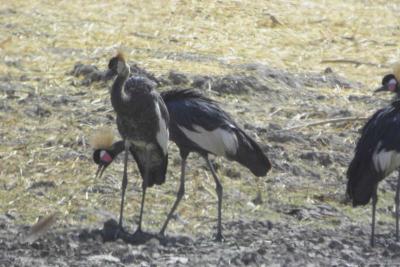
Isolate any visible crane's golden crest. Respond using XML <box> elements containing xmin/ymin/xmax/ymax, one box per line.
<box><xmin>116</xmin><ymin>51</ymin><xmax>126</xmax><ymax>62</ymax></box>
<box><xmin>393</xmin><ymin>61</ymin><xmax>400</xmax><ymax>81</ymax></box>
<box><xmin>90</xmin><ymin>127</ymin><xmax>114</xmax><ymax>149</ymax></box>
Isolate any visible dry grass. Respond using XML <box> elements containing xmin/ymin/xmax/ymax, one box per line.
<box><xmin>1</xmin><ymin>0</ymin><xmax>400</xmax><ymax>235</ymax></box>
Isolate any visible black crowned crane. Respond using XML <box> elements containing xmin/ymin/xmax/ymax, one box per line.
<box><xmin>347</xmin><ymin>68</ymin><xmax>400</xmax><ymax>246</ymax></box>
<box><xmin>374</xmin><ymin>64</ymin><xmax>400</xmax><ymax>99</ymax></box>
<box><xmin>92</xmin><ymin>88</ymin><xmax>271</xmax><ymax>241</ymax></box>
<box><xmin>105</xmin><ymin>53</ymin><xmax>169</xmax><ymax>236</ymax></box>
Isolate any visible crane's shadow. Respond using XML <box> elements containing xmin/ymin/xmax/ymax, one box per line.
<box><xmin>85</xmin><ymin>219</ymin><xmax>193</xmax><ymax>246</ymax></box>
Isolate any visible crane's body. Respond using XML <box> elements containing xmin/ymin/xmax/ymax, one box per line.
<box><xmin>347</xmin><ymin>71</ymin><xmax>400</xmax><ymax>246</ymax></box>
<box><xmin>93</xmin><ymin>88</ymin><xmax>270</xmax><ymax>240</ymax></box>
<box><xmin>106</xmin><ymin>54</ymin><xmax>169</xmax><ymax>235</ymax></box>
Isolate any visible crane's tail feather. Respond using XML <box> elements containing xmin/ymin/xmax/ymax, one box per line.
<box><xmin>147</xmin><ymin>155</ymin><xmax>168</xmax><ymax>187</ymax></box>
<box><xmin>346</xmin><ymin>156</ymin><xmax>380</xmax><ymax>206</ymax></box>
<box><xmin>232</xmin><ymin>129</ymin><xmax>271</xmax><ymax>177</ymax></box>
<box><xmin>131</xmin><ymin>148</ymin><xmax>168</xmax><ymax>187</ymax></box>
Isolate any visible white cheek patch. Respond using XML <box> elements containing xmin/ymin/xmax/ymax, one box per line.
<box><xmin>388</xmin><ymin>78</ymin><xmax>397</xmax><ymax>91</ymax></box>
<box><xmin>178</xmin><ymin>124</ymin><xmax>238</xmax><ymax>157</ymax></box>
<box><xmin>372</xmin><ymin>147</ymin><xmax>400</xmax><ymax>176</ymax></box>
<box><xmin>155</xmin><ymin>102</ymin><xmax>169</xmax><ymax>155</ymax></box>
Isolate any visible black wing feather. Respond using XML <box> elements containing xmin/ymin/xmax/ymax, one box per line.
<box><xmin>347</xmin><ymin>101</ymin><xmax>400</xmax><ymax>205</ymax></box>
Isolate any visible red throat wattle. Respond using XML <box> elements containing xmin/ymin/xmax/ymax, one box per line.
<box><xmin>101</xmin><ymin>151</ymin><xmax>113</xmax><ymax>163</ymax></box>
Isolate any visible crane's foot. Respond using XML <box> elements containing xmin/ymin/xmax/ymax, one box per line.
<box><xmin>370</xmin><ymin>237</ymin><xmax>375</xmax><ymax>247</ymax></box>
<box><xmin>123</xmin><ymin>228</ymin><xmax>153</xmax><ymax>245</ymax></box>
<box><xmin>213</xmin><ymin>232</ymin><xmax>224</xmax><ymax>242</ymax></box>
<box><xmin>158</xmin><ymin>230</ymin><xmax>166</xmax><ymax>239</ymax></box>
<box><xmin>133</xmin><ymin>227</ymin><xmax>143</xmax><ymax>235</ymax></box>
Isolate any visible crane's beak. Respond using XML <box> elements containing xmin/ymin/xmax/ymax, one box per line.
<box><xmin>374</xmin><ymin>84</ymin><xmax>388</xmax><ymax>93</ymax></box>
<box><xmin>95</xmin><ymin>164</ymin><xmax>107</xmax><ymax>179</ymax></box>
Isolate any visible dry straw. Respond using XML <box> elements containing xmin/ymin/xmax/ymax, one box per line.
<box><xmin>392</xmin><ymin>61</ymin><xmax>400</xmax><ymax>81</ymax></box>
<box><xmin>1</xmin><ymin>0</ymin><xmax>400</xmax><ymax>235</ymax></box>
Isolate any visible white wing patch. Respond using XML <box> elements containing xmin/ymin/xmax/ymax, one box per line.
<box><xmin>155</xmin><ymin>102</ymin><xmax>169</xmax><ymax>155</ymax></box>
<box><xmin>372</xmin><ymin>143</ymin><xmax>400</xmax><ymax>176</ymax></box>
<box><xmin>119</xmin><ymin>62</ymin><xmax>131</xmax><ymax>102</ymax></box>
<box><xmin>178</xmin><ymin>124</ymin><xmax>238</xmax><ymax>156</ymax></box>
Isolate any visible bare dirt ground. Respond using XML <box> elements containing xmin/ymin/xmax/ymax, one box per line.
<box><xmin>1</xmin><ymin>0</ymin><xmax>400</xmax><ymax>266</ymax></box>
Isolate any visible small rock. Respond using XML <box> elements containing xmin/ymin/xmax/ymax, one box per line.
<box><xmin>51</xmin><ymin>96</ymin><xmax>72</xmax><ymax>107</ymax></box>
<box><xmin>252</xmin><ymin>192</ymin><xmax>263</xmax><ymax>205</ymax></box>
<box><xmin>28</xmin><ymin>181</ymin><xmax>56</xmax><ymax>190</ymax></box>
<box><xmin>241</xmin><ymin>251</ymin><xmax>259</xmax><ymax>265</ymax></box>
<box><xmin>192</xmin><ymin>75</ymin><xmax>212</xmax><ymax>88</ymax></box>
<box><xmin>340</xmin><ymin>249</ymin><xmax>353</xmax><ymax>261</ymax></box>
<box><xmin>71</xmin><ymin>63</ymin><xmax>99</xmax><ymax>77</ymax></box>
<box><xmin>257</xmin><ymin>247</ymin><xmax>267</xmax><ymax>256</ymax></box>
<box><xmin>101</xmin><ymin>219</ymin><xmax>119</xmax><ymax>242</ymax></box>
<box><xmin>381</xmin><ymin>249</ymin><xmax>390</xmax><ymax>257</ymax></box>
<box><xmin>19</xmin><ymin>75</ymin><xmax>29</xmax><ymax>81</ymax></box>
<box><xmin>24</xmin><ymin>105</ymin><xmax>51</xmax><ymax>118</ymax></box>
<box><xmin>225</xmin><ymin>168</ymin><xmax>241</xmax><ymax>179</ymax></box>
<box><xmin>300</xmin><ymin>151</ymin><xmax>333</xmax><ymax>167</ymax></box>
<box><xmin>328</xmin><ymin>240</ymin><xmax>344</xmax><ymax>250</ymax></box>
<box><xmin>388</xmin><ymin>242</ymin><xmax>400</xmax><ymax>252</ymax></box>
<box><xmin>210</xmin><ymin>75</ymin><xmax>262</xmax><ymax>95</ymax></box>
<box><xmin>168</xmin><ymin>70</ymin><xmax>190</xmax><ymax>85</ymax></box>
<box><xmin>324</xmin><ymin>67</ymin><xmax>334</xmax><ymax>74</ymax></box>
<box><xmin>268</xmin><ymin>132</ymin><xmax>304</xmax><ymax>144</ymax></box>
<box><xmin>121</xmin><ymin>253</ymin><xmax>136</xmax><ymax>264</ymax></box>
<box><xmin>286</xmin><ymin>244</ymin><xmax>295</xmax><ymax>253</ymax></box>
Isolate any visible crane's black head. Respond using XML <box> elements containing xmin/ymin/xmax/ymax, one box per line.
<box><xmin>374</xmin><ymin>74</ymin><xmax>399</xmax><ymax>94</ymax></box>
<box><xmin>107</xmin><ymin>52</ymin><xmax>130</xmax><ymax>77</ymax></box>
<box><xmin>93</xmin><ymin>149</ymin><xmax>115</xmax><ymax>178</ymax></box>
<box><xmin>90</xmin><ymin>127</ymin><xmax>115</xmax><ymax>178</ymax></box>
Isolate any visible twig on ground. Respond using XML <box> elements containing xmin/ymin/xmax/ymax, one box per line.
<box><xmin>284</xmin><ymin>116</ymin><xmax>369</xmax><ymax>131</ymax></box>
<box><xmin>321</xmin><ymin>59</ymin><xmax>388</xmax><ymax>68</ymax></box>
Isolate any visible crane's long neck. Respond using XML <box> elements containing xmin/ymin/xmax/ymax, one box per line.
<box><xmin>111</xmin><ymin>65</ymin><xmax>130</xmax><ymax>111</ymax></box>
<box><xmin>110</xmin><ymin>140</ymin><xmax>125</xmax><ymax>157</ymax></box>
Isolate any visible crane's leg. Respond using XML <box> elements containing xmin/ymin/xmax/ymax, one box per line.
<box><xmin>159</xmin><ymin>152</ymin><xmax>188</xmax><ymax>236</ymax></box>
<box><xmin>396</xmin><ymin>171</ymin><xmax>400</xmax><ymax>242</ymax></box>
<box><xmin>136</xmin><ymin>148</ymin><xmax>151</xmax><ymax>233</ymax></box>
<box><xmin>205</xmin><ymin>156</ymin><xmax>224</xmax><ymax>242</ymax></box>
<box><xmin>371</xmin><ymin>185</ymin><xmax>378</xmax><ymax>247</ymax></box>
<box><xmin>118</xmin><ymin>142</ymin><xmax>130</xmax><ymax>230</ymax></box>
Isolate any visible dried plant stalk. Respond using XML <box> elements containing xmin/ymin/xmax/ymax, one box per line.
<box><xmin>284</xmin><ymin>116</ymin><xmax>369</xmax><ymax>131</ymax></box>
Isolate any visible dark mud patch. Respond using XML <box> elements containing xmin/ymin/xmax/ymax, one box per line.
<box><xmin>70</xmin><ymin>60</ymin><xmax>362</xmax><ymax>96</ymax></box>
<box><xmin>2</xmin><ymin>215</ymin><xmax>400</xmax><ymax>266</ymax></box>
